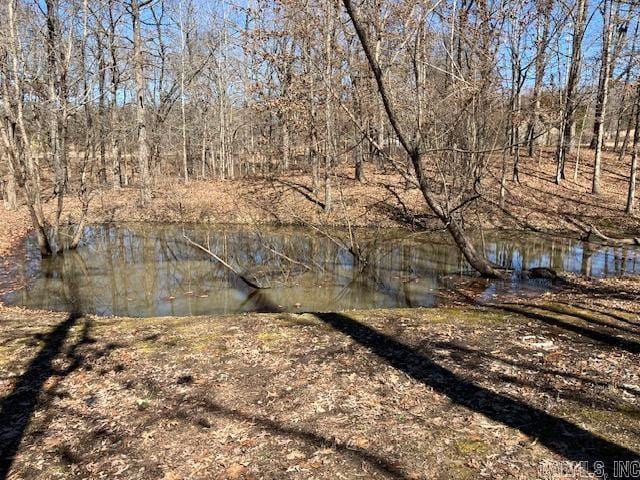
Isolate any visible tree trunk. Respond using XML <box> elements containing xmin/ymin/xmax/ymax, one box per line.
<box><xmin>614</xmin><ymin>22</ymin><xmax>638</xmax><ymax>153</ymax></box>
<box><xmin>2</xmin><ymin>168</ymin><xmax>17</xmax><ymax>210</ymax></box>
<box><xmin>45</xmin><ymin>0</ymin><xmax>66</xmax><ymax>253</ymax></box>
<box><xmin>510</xmin><ymin>48</ymin><xmax>522</xmax><ymax>183</ymax></box>
<box><xmin>626</xmin><ymin>83</ymin><xmax>640</xmax><ymax>214</ymax></box>
<box><xmin>343</xmin><ymin>0</ymin><xmax>503</xmax><ymax>278</ymax></box>
<box><xmin>97</xmin><ymin>33</ymin><xmax>107</xmax><ymax>186</ymax></box>
<box><xmin>131</xmin><ymin>0</ymin><xmax>151</xmax><ymax>204</ymax></box>
<box><xmin>108</xmin><ymin>4</ymin><xmax>123</xmax><ymax>188</ymax></box>
<box><xmin>323</xmin><ymin>0</ymin><xmax>334</xmax><ymax>213</ymax></box>
<box><xmin>555</xmin><ymin>0</ymin><xmax>588</xmax><ymax>184</ymax></box>
<box><xmin>627</xmin><ymin>140</ymin><xmax>639</xmax><ymax>215</ymax></box>
<box><xmin>591</xmin><ymin>0</ymin><xmax>614</xmax><ymax>194</ymax></box>
<box><xmin>201</xmin><ymin>114</ymin><xmax>208</xmax><ymax>179</ymax></box>
<box><xmin>355</xmin><ymin>139</ymin><xmax>365</xmax><ymax>183</ymax></box>
<box><xmin>410</xmin><ymin>151</ymin><xmax>503</xmax><ymax>277</ymax></box>
<box><xmin>281</xmin><ymin>111</ymin><xmax>290</xmax><ymax>172</ymax></box>
<box><xmin>180</xmin><ymin>0</ymin><xmax>189</xmax><ymax>183</ymax></box>
<box><xmin>0</xmin><ymin>1</ymin><xmax>52</xmax><ymax>256</ymax></box>
<box><xmin>526</xmin><ymin>1</ymin><xmax>551</xmax><ymax>157</ymax></box>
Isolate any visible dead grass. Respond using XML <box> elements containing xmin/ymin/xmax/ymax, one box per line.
<box><xmin>0</xmin><ymin>303</ymin><xmax>638</xmax><ymax>479</ymax></box>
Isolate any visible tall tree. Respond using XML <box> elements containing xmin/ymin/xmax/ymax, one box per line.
<box><xmin>555</xmin><ymin>0</ymin><xmax>588</xmax><ymax>184</ymax></box>
<box><xmin>342</xmin><ymin>0</ymin><xmax>504</xmax><ymax>277</ymax></box>
<box><xmin>130</xmin><ymin>0</ymin><xmax>152</xmax><ymax>204</ymax></box>
<box><xmin>526</xmin><ymin>0</ymin><xmax>554</xmax><ymax>157</ymax></box>
<box><xmin>626</xmin><ymin>81</ymin><xmax>640</xmax><ymax>214</ymax></box>
<box><xmin>0</xmin><ymin>0</ymin><xmax>52</xmax><ymax>255</ymax></box>
<box><xmin>591</xmin><ymin>0</ymin><xmax>616</xmax><ymax>194</ymax></box>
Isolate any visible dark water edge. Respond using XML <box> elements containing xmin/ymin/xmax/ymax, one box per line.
<box><xmin>2</xmin><ymin>223</ymin><xmax>639</xmax><ymax>317</ymax></box>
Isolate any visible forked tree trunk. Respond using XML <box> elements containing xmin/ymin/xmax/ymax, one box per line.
<box><xmin>411</xmin><ymin>152</ymin><xmax>503</xmax><ymax>277</ymax></box>
<box><xmin>1</xmin><ymin>1</ymin><xmax>52</xmax><ymax>256</ymax></box>
<box><xmin>28</xmin><ymin>206</ymin><xmax>53</xmax><ymax>256</ymax></box>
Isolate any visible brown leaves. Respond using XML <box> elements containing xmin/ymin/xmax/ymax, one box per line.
<box><xmin>347</xmin><ymin>434</ymin><xmax>370</xmax><ymax>450</ymax></box>
<box><xmin>219</xmin><ymin>463</ymin><xmax>254</xmax><ymax>480</ymax></box>
<box><xmin>1</xmin><ymin>291</ymin><xmax>639</xmax><ymax>479</ymax></box>
<box><xmin>285</xmin><ymin>449</ymin><xmax>306</xmax><ymax>461</ymax></box>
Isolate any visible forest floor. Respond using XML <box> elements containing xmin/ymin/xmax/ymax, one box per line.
<box><xmin>0</xmin><ymin>295</ymin><xmax>639</xmax><ymax>480</ymax></box>
<box><xmin>2</xmin><ymin>147</ymin><xmax>640</xmax><ymax>258</ymax></box>
<box><xmin>0</xmin><ymin>148</ymin><xmax>639</xmax><ymax>478</ymax></box>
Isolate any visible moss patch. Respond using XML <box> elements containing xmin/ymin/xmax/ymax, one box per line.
<box><xmin>455</xmin><ymin>438</ymin><xmax>489</xmax><ymax>456</ymax></box>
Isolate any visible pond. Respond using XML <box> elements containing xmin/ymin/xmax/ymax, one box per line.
<box><xmin>2</xmin><ymin>223</ymin><xmax>640</xmax><ymax>317</ymax></box>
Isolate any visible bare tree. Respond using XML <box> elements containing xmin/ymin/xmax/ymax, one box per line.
<box><xmin>555</xmin><ymin>0</ymin><xmax>588</xmax><ymax>185</ymax></box>
<box><xmin>1</xmin><ymin>0</ymin><xmax>91</xmax><ymax>255</ymax></box>
<box><xmin>526</xmin><ymin>0</ymin><xmax>554</xmax><ymax>157</ymax></box>
<box><xmin>130</xmin><ymin>0</ymin><xmax>152</xmax><ymax>204</ymax></box>
<box><xmin>626</xmin><ymin>81</ymin><xmax>640</xmax><ymax>214</ymax></box>
<box><xmin>3</xmin><ymin>0</ymin><xmax>637</xmax><ymax>267</ymax></box>
<box><xmin>343</xmin><ymin>0</ymin><xmax>503</xmax><ymax>277</ymax></box>
<box><xmin>0</xmin><ymin>0</ymin><xmax>53</xmax><ymax>255</ymax></box>
<box><xmin>591</xmin><ymin>0</ymin><xmax>616</xmax><ymax>194</ymax></box>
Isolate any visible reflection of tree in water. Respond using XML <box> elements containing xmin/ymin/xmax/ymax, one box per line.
<box><xmin>7</xmin><ymin>225</ymin><xmax>640</xmax><ymax>316</ymax></box>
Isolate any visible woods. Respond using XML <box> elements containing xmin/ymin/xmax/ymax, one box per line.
<box><xmin>1</xmin><ymin>2</ymin><xmax>640</xmax><ymax>478</ymax></box>
<box><xmin>1</xmin><ymin>0</ymin><xmax>640</xmax><ymax>268</ymax></box>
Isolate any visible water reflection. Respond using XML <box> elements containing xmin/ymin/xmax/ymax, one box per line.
<box><xmin>3</xmin><ymin>224</ymin><xmax>640</xmax><ymax>317</ymax></box>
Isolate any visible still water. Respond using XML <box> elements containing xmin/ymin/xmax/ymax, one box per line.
<box><xmin>3</xmin><ymin>224</ymin><xmax>639</xmax><ymax>317</ymax></box>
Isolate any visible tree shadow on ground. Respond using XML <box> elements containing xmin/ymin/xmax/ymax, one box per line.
<box><xmin>160</xmin><ymin>394</ymin><xmax>409</xmax><ymax>479</ymax></box>
<box><xmin>0</xmin><ymin>250</ymin><xmax>95</xmax><ymax>478</ymax></box>
<box><xmin>496</xmin><ymin>304</ymin><xmax>640</xmax><ymax>354</ymax></box>
<box><xmin>516</xmin><ymin>302</ymin><xmax>640</xmax><ymax>334</ymax></box>
<box><xmin>509</xmin><ymin>174</ymin><xmax>623</xmax><ymax>214</ymax></box>
<box><xmin>560</xmin><ymin>279</ymin><xmax>640</xmax><ymax>303</ymax></box>
<box><xmin>428</xmin><ymin>340</ymin><xmax>638</xmax><ymax>412</ymax></box>
<box><xmin>312</xmin><ymin>312</ymin><xmax>638</xmax><ymax>478</ymax></box>
<box><xmin>0</xmin><ymin>311</ymin><xmax>93</xmax><ymax>479</ymax></box>
<box><xmin>367</xmin><ymin>182</ymin><xmax>433</xmax><ymax>229</ymax></box>
<box><xmin>275</xmin><ymin>179</ymin><xmax>326</xmax><ymax>210</ymax></box>
<box><xmin>429</xmin><ymin>340</ymin><xmax>640</xmax><ymax>399</ymax></box>
<box><xmin>561</xmin><ymin>301</ymin><xmax>640</xmax><ymax>327</ymax></box>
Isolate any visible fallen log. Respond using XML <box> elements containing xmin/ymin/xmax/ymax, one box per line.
<box><xmin>584</xmin><ymin>225</ymin><xmax>640</xmax><ymax>246</ymax></box>
<box><xmin>564</xmin><ymin>217</ymin><xmax>640</xmax><ymax>246</ymax></box>
<box><xmin>526</xmin><ymin>267</ymin><xmax>559</xmax><ymax>280</ymax></box>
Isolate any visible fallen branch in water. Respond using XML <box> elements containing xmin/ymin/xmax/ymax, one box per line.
<box><xmin>565</xmin><ymin>217</ymin><xmax>640</xmax><ymax>246</ymax></box>
<box><xmin>182</xmin><ymin>232</ymin><xmax>266</xmax><ymax>289</ymax></box>
<box><xmin>291</xmin><ymin>212</ymin><xmax>368</xmax><ymax>268</ymax></box>
<box><xmin>251</xmin><ymin>228</ymin><xmax>317</xmax><ymax>272</ymax></box>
